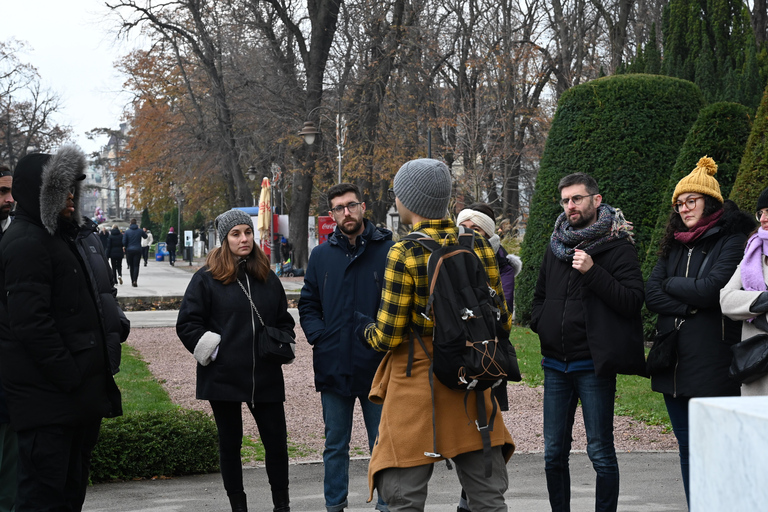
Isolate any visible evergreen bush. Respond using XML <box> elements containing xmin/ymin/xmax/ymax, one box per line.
<box><xmin>516</xmin><ymin>74</ymin><xmax>703</xmax><ymax>325</ymax></box>
<box><xmin>639</xmin><ymin>101</ymin><xmax>752</xmax><ymax>336</ymax></box>
<box><xmin>90</xmin><ymin>409</ymin><xmax>219</xmax><ymax>482</ymax></box>
<box><xmin>731</xmin><ymin>84</ymin><xmax>768</xmax><ymax>212</ymax></box>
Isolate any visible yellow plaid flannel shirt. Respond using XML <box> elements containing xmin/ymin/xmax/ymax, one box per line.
<box><xmin>364</xmin><ymin>219</ymin><xmax>513</xmax><ymax>352</ymax></box>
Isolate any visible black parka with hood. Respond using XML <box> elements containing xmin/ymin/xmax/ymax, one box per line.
<box><xmin>0</xmin><ymin>146</ymin><xmax>122</xmax><ymax>430</ymax></box>
<box><xmin>646</xmin><ymin>203</ymin><xmax>755</xmax><ymax>398</ymax></box>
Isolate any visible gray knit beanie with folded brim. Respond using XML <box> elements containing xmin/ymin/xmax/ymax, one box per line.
<box><xmin>215</xmin><ymin>209</ymin><xmax>254</xmax><ymax>244</ymax></box>
<box><xmin>393</xmin><ymin>158</ymin><xmax>452</xmax><ymax>219</ymax></box>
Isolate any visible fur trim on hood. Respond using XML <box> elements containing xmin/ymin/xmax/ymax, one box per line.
<box><xmin>507</xmin><ymin>253</ymin><xmax>523</xmax><ymax>277</ymax></box>
<box><xmin>40</xmin><ymin>145</ymin><xmax>86</xmax><ymax>235</ymax></box>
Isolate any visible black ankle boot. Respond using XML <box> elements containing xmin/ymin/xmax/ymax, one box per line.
<box><xmin>228</xmin><ymin>491</ymin><xmax>247</xmax><ymax>512</ymax></box>
<box><xmin>272</xmin><ymin>488</ymin><xmax>290</xmax><ymax>512</ymax></box>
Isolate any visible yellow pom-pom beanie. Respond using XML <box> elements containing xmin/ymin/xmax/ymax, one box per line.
<box><xmin>672</xmin><ymin>156</ymin><xmax>723</xmax><ymax>204</ymax></box>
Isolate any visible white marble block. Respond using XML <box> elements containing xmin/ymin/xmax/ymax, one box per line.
<box><xmin>690</xmin><ymin>396</ymin><xmax>768</xmax><ymax>511</ymax></box>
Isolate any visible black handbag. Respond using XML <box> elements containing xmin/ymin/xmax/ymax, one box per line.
<box><xmin>647</xmin><ymin>318</ymin><xmax>684</xmax><ymax>375</ymax></box>
<box><xmin>237</xmin><ymin>278</ymin><xmax>295</xmax><ymax>365</ymax></box>
<box><xmin>729</xmin><ymin>333</ymin><xmax>768</xmax><ymax>384</ymax></box>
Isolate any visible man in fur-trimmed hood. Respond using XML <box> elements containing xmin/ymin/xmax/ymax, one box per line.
<box><xmin>0</xmin><ymin>145</ymin><xmax>122</xmax><ymax>512</ymax></box>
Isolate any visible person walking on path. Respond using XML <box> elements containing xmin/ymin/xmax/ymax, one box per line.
<box><xmin>177</xmin><ymin>209</ymin><xmax>295</xmax><ymax>512</ymax></box>
<box><xmin>354</xmin><ymin>158</ymin><xmax>515</xmax><ymax>511</ymax></box>
<box><xmin>142</xmin><ymin>227</ymin><xmax>154</xmax><ymax>266</ymax></box>
<box><xmin>720</xmin><ymin>185</ymin><xmax>768</xmax><ymax>396</ymax></box>
<box><xmin>299</xmin><ymin>183</ymin><xmax>393</xmax><ymax>512</ymax></box>
<box><xmin>531</xmin><ymin>172</ymin><xmax>645</xmax><ymax>512</ymax></box>
<box><xmin>123</xmin><ymin>218</ymin><xmax>147</xmax><ymax>287</ymax></box>
<box><xmin>106</xmin><ymin>224</ymin><xmax>124</xmax><ymax>285</ymax></box>
<box><xmin>166</xmin><ymin>227</ymin><xmax>178</xmax><ymax>266</ymax></box>
<box><xmin>646</xmin><ymin>157</ymin><xmax>754</xmax><ymax>505</ymax></box>
<box><xmin>0</xmin><ymin>146</ymin><xmax>122</xmax><ymax>511</ymax></box>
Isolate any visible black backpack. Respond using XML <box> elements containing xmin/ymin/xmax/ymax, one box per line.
<box><xmin>405</xmin><ymin>227</ymin><xmax>520</xmax><ymax>476</ymax></box>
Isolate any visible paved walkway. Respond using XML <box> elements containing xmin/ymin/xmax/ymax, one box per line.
<box><xmin>95</xmin><ymin>261</ymin><xmax>688</xmax><ymax>512</ymax></box>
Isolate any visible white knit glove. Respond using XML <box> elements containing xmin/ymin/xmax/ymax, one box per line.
<box><xmin>194</xmin><ymin>331</ymin><xmax>221</xmax><ymax>366</ymax></box>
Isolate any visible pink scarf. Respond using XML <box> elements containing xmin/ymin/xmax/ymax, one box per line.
<box><xmin>741</xmin><ymin>229</ymin><xmax>768</xmax><ymax>292</ymax></box>
<box><xmin>673</xmin><ymin>210</ymin><xmax>723</xmax><ymax>245</ymax></box>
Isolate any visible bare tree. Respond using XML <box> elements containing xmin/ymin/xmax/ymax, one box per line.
<box><xmin>0</xmin><ymin>40</ymin><xmax>71</xmax><ymax>167</ymax></box>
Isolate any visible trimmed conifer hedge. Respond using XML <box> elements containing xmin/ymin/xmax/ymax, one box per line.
<box><xmin>516</xmin><ymin>74</ymin><xmax>703</xmax><ymax>326</ymax></box>
<box><xmin>730</xmin><ymin>84</ymin><xmax>768</xmax><ymax>212</ymax></box>
<box><xmin>90</xmin><ymin>409</ymin><xmax>219</xmax><ymax>482</ymax></box>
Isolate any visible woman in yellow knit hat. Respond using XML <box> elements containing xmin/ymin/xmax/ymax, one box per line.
<box><xmin>645</xmin><ymin>156</ymin><xmax>755</xmax><ymax>507</ymax></box>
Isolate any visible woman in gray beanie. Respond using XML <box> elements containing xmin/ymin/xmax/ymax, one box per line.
<box><xmin>177</xmin><ymin>209</ymin><xmax>295</xmax><ymax>512</ymax></box>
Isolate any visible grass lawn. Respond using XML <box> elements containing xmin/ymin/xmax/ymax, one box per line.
<box><xmin>114</xmin><ymin>345</ymin><xmax>309</xmax><ymax>462</ymax></box>
<box><xmin>509</xmin><ymin>325</ymin><xmax>671</xmax><ymax>431</ymax></box>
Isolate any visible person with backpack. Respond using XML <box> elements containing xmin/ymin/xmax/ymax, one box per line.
<box><xmin>530</xmin><ymin>172</ymin><xmax>645</xmax><ymax>512</ymax></box>
<box><xmin>355</xmin><ymin>158</ymin><xmax>515</xmax><ymax>512</ymax></box>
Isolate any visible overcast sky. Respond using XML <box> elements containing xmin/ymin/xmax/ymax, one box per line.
<box><xmin>4</xmin><ymin>0</ymin><xmax>143</xmax><ymax>155</ymax></box>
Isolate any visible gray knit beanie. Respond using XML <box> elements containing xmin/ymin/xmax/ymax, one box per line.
<box><xmin>215</xmin><ymin>209</ymin><xmax>254</xmax><ymax>243</ymax></box>
<box><xmin>393</xmin><ymin>158</ymin><xmax>452</xmax><ymax>219</ymax></box>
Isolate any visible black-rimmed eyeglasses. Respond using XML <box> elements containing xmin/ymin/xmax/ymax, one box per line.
<box><xmin>559</xmin><ymin>194</ymin><xmax>594</xmax><ymax>208</ymax></box>
<box><xmin>757</xmin><ymin>209</ymin><xmax>768</xmax><ymax>221</ymax></box>
<box><xmin>330</xmin><ymin>202</ymin><xmax>362</xmax><ymax>215</ymax></box>
<box><xmin>387</xmin><ymin>188</ymin><xmax>395</xmax><ymax>201</ymax></box>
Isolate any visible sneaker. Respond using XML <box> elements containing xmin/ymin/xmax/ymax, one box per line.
<box><xmin>118</xmin><ymin>277</ymin><xmax>123</xmax><ymax>285</ymax></box>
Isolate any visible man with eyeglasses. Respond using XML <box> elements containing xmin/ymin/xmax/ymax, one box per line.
<box><xmin>531</xmin><ymin>172</ymin><xmax>645</xmax><ymax>512</ymax></box>
<box><xmin>299</xmin><ymin>183</ymin><xmax>393</xmax><ymax>512</ymax></box>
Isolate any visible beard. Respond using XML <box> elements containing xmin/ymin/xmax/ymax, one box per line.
<box><xmin>567</xmin><ymin>203</ymin><xmax>597</xmax><ymax>229</ymax></box>
<box><xmin>338</xmin><ymin>216</ymin><xmax>363</xmax><ymax>236</ymax></box>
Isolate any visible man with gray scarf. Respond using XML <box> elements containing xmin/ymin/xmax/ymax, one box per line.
<box><xmin>530</xmin><ymin>172</ymin><xmax>644</xmax><ymax>512</ymax></box>
<box><xmin>0</xmin><ymin>146</ymin><xmax>122</xmax><ymax>511</ymax></box>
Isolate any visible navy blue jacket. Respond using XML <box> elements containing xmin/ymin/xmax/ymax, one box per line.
<box><xmin>122</xmin><ymin>223</ymin><xmax>146</xmax><ymax>253</ymax></box>
<box><xmin>299</xmin><ymin>220</ymin><xmax>394</xmax><ymax>396</ymax></box>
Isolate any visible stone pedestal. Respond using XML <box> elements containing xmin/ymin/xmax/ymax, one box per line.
<box><xmin>690</xmin><ymin>396</ymin><xmax>768</xmax><ymax>511</ymax></box>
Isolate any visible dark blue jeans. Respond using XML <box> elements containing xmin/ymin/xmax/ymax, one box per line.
<box><xmin>320</xmin><ymin>391</ymin><xmax>387</xmax><ymax>512</ymax></box>
<box><xmin>663</xmin><ymin>394</ymin><xmax>690</xmax><ymax>506</ymax></box>
<box><xmin>543</xmin><ymin>367</ymin><xmax>619</xmax><ymax>512</ymax></box>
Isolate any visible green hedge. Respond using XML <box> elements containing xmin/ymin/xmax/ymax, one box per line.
<box><xmin>90</xmin><ymin>409</ymin><xmax>219</xmax><ymax>482</ymax></box>
<box><xmin>639</xmin><ymin>101</ymin><xmax>752</xmax><ymax>336</ymax></box>
<box><xmin>517</xmin><ymin>74</ymin><xmax>704</xmax><ymax>325</ymax></box>
<box><xmin>730</xmin><ymin>83</ymin><xmax>768</xmax><ymax>211</ymax></box>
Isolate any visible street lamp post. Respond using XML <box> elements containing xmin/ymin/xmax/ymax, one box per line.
<box><xmin>298</xmin><ymin>110</ymin><xmax>347</xmax><ymax>184</ymax></box>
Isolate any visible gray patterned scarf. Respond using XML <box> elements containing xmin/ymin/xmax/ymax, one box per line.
<box><xmin>550</xmin><ymin>204</ymin><xmax>633</xmax><ymax>261</ymax></box>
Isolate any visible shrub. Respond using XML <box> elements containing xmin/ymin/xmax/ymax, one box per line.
<box><xmin>516</xmin><ymin>74</ymin><xmax>703</xmax><ymax>325</ymax></box>
<box><xmin>90</xmin><ymin>409</ymin><xmax>219</xmax><ymax>482</ymax></box>
<box><xmin>639</xmin><ymin>102</ymin><xmax>752</xmax><ymax>336</ymax></box>
<box><xmin>731</xmin><ymin>84</ymin><xmax>768</xmax><ymax>212</ymax></box>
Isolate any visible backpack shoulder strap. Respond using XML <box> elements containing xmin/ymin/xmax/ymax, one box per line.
<box><xmin>457</xmin><ymin>225</ymin><xmax>476</xmax><ymax>250</ymax></box>
<box><xmin>404</xmin><ymin>231</ymin><xmax>441</xmax><ymax>253</ymax></box>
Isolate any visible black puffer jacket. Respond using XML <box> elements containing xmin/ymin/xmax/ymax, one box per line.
<box><xmin>531</xmin><ymin>237</ymin><xmax>646</xmax><ymax>376</ymax></box>
<box><xmin>107</xmin><ymin>227</ymin><xmax>124</xmax><ymax>259</ymax></box>
<box><xmin>646</xmin><ymin>205</ymin><xmax>755</xmax><ymax>397</ymax></box>
<box><xmin>0</xmin><ymin>147</ymin><xmax>122</xmax><ymax>430</ymax></box>
<box><xmin>177</xmin><ymin>265</ymin><xmax>295</xmax><ymax>403</ymax></box>
<box><xmin>77</xmin><ymin>218</ymin><xmax>130</xmax><ymax>374</ymax></box>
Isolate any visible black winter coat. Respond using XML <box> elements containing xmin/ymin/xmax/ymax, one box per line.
<box><xmin>646</xmin><ymin>207</ymin><xmax>755</xmax><ymax>397</ymax></box>
<box><xmin>0</xmin><ymin>148</ymin><xmax>122</xmax><ymax>431</ymax></box>
<box><xmin>77</xmin><ymin>219</ymin><xmax>130</xmax><ymax>374</ymax></box>
<box><xmin>107</xmin><ymin>227</ymin><xmax>124</xmax><ymax>259</ymax></box>
<box><xmin>177</xmin><ymin>266</ymin><xmax>295</xmax><ymax>403</ymax></box>
<box><xmin>531</xmin><ymin>238</ymin><xmax>646</xmax><ymax>377</ymax></box>
<box><xmin>299</xmin><ymin>220</ymin><xmax>393</xmax><ymax>396</ymax></box>
<box><xmin>166</xmin><ymin>232</ymin><xmax>178</xmax><ymax>250</ymax></box>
